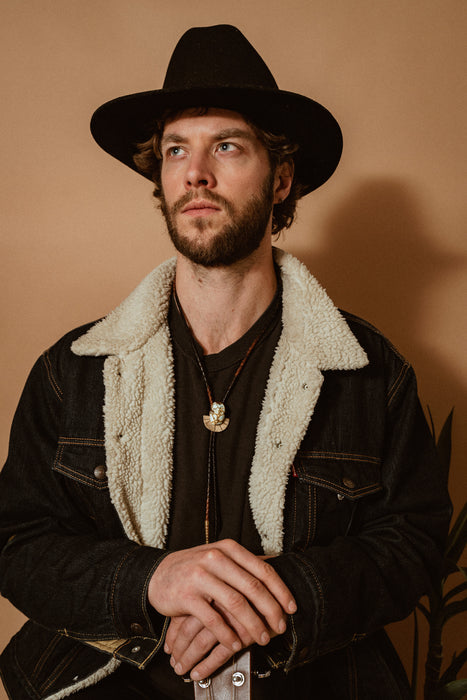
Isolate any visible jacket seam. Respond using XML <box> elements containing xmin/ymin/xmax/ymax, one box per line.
<box><xmin>39</xmin><ymin>647</ymin><xmax>81</xmax><ymax>695</ymax></box>
<box><xmin>141</xmin><ymin>551</ymin><xmax>173</xmax><ymax>635</ymax></box>
<box><xmin>42</xmin><ymin>351</ymin><xmax>63</xmax><ymax>402</ymax></box>
<box><xmin>57</xmin><ymin>437</ymin><xmax>105</xmax><ymax>447</ymax></box>
<box><xmin>296</xmin><ymin>475</ymin><xmax>381</xmax><ymax>496</ymax></box>
<box><xmin>283</xmin><ymin>615</ymin><xmax>299</xmax><ymax>671</ymax></box>
<box><xmin>298</xmin><ymin>451</ymin><xmax>381</xmax><ymax>464</ymax></box>
<box><xmin>309</xmin><ymin>487</ymin><xmax>317</xmax><ymax>547</ymax></box>
<box><xmin>58</xmin><ymin>629</ymin><xmax>122</xmax><ymax>642</ymax></box>
<box><xmin>109</xmin><ymin>548</ymin><xmax>138</xmax><ymax>632</ymax></box>
<box><xmin>31</xmin><ymin>633</ymin><xmax>62</xmax><ymax>683</ymax></box>
<box><xmin>387</xmin><ymin>362</ymin><xmax>410</xmax><ymax>407</ymax></box>
<box><xmin>13</xmin><ymin>637</ymin><xmax>41</xmax><ymax>699</ymax></box>
<box><xmin>293</xmin><ymin>553</ymin><xmax>325</xmax><ymax>619</ymax></box>
<box><xmin>304</xmin><ymin>484</ymin><xmax>313</xmax><ymax>550</ymax></box>
<box><xmin>343</xmin><ymin>313</ymin><xmax>406</xmax><ymax>363</ymax></box>
<box><xmin>52</xmin><ymin>460</ymin><xmax>108</xmax><ymax>490</ymax></box>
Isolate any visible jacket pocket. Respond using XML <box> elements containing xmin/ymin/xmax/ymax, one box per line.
<box><xmin>52</xmin><ymin>437</ymin><xmax>123</xmax><ymax>538</ymax></box>
<box><xmin>284</xmin><ymin>451</ymin><xmax>383</xmax><ymax>550</ymax></box>
<box><xmin>1</xmin><ymin>620</ymin><xmax>114</xmax><ymax>700</ymax></box>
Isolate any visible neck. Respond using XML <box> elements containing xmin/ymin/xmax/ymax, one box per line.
<box><xmin>174</xmin><ymin>244</ymin><xmax>277</xmax><ymax>355</ymax></box>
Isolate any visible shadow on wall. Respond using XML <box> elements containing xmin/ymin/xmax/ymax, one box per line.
<box><xmin>297</xmin><ymin>178</ymin><xmax>467</xmax><ymax>691</ymax></box>
<box><xmin>297</xmin><ymin>178</ymin><xmax>466</xmax><ymax>452</ymax></box>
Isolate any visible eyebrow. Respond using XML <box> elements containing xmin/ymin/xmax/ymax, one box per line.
<box><xmin>160</xmin><ymin>127</ymin><xmax>255</xmax><ymax>148</ymax></box>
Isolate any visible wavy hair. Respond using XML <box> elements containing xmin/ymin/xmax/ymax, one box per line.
<box><xmin>133</xmin><ymin>109</ymin><xmax>303</xmax><ymax>236</ymax></box>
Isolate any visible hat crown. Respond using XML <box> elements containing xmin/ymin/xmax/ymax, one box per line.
<box><xmin>163</xmin><ymin>24</ymin><xmax>278</xmax><ymax>92</ymax></box>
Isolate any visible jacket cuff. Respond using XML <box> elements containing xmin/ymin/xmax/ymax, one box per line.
<box><xmin>110</xmin><ymin>545</ymin><xmax>171</xmax><ymax>643</ymax></box>
<box><xmin>266</xmin><ymin>552</ymin><xmax>321</xmax><ymax>670</ymax></box>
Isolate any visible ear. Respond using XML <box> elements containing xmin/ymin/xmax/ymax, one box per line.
<box><xmin>273</xmin><ymin>160</ymin><xmax>294</xmax><ymax>204</ymax></box>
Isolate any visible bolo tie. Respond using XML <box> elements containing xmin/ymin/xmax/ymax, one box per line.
<box><xmin>172</xmin><ymin>283</ymin><xmax>277</xmax><ymax>543</ymax></box>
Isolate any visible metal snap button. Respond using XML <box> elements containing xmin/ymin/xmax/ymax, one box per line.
<box><xmin>198</xmin><ymin>679</ymin><xmax>211</xmax><ymax>688</ymax></box>
<box><xmin>72</xmin><ymin>675</ymin><xmax>79</xmax><ymax>681</ymax></box>
<box><xmin>131</xmin><ymin>646</ymin><xmax>141</xmax><ymax>654</ymax></box>
<box><xmin>337</xmin><ymin>493</ymin><xmax>345</xmax><ymax>501</ymax></box>
<box><xmin>93</xmin><ymin>465</ymin><xmax>106</xmax><ymax>480</ymax></box>
<box><xmin>130</xmin><ymin>622</ymin><xmax>144</xmax><ymax>635</ymax></box>
<box><xmin>232</xmin><ymin>671</ymin><xmax>245</xmax><ymax>686</ymax></box>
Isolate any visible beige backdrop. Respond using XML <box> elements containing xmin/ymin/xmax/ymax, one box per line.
<box><xmin>1</xmin><ymin>1</ymin><xmax>466</xmax><ymax>698</ymax></box>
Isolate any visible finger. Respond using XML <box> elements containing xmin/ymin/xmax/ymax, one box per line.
<box><xmin>214</xmin><ymin>602</ymin><xmax>253</xmax><ymax>647</ymax></box>
<box><xmin>197</xmin><ymin>549</ymin><xmax>287</xmax><ymax>639</ymax></box>
<box><xmin>187</xmin><ymin>591</ymin><xmax>243</xmax><ymax>651</ymax></box>
<box><xmin>190</xmin><ymin>644</ymin><xmax>235</xmax><ymax>682</ymax></box>
<box><xmin>190</xmin><ymin>566</ymin><xmax>272</xmax><ymax>646</ymax></box>
<box><xmin>170</xmin><ymin>615</ymin><xmax>205</xmax><ymax>662</ymax></box>
<box><xmin>165</xmin><ymin>615</ymin><xmax>195</xmax><ymax>654</ymax></box>
<box><xmin>216</xmin><ymin>540</ymin><xmax>297</xmax><ymax>615</ymax></box>
<box><xmin>172</xmin><ymin>627</ymin><xmax>218</xmax><ymax>675</ymax></box>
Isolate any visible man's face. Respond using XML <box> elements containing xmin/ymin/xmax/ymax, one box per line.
<box><xmin>159</xmin><ymin>109</ymin><xmax>276</xmax><ymax>267</ymax></box>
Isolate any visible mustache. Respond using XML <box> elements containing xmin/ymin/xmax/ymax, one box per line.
<box><xmin>170</xmin><ymin>190</ymin><xmax>235</xmax><ymax>217</ymax></box>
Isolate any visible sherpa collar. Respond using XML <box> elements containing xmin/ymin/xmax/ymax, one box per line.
<box><xmin>72</xmin><ymin>248</ymin><xmax>367</xmax><ymax>369</ymax></box>
<box><xmin>72</xmin><ymin>249</ymin><xmax>368</xmax><ymax>554</ymax></box>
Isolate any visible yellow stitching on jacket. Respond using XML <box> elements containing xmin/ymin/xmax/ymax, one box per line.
<box><xmin>109</xmin><ymin>549</ymin><xmax>137</xmax><ymax>627</ymax></box>
<box><xmin>42</xmin><ymin>351</ymin><xmax>63</xmax><ymax>401</ymax></box>
<box><xmin>32</xmin><ymin>633</ymin><xmax>61</xmax><ymax>681</ymax></box>
<box><xmin>387</xmin><ymin>362</ymin><xmax>410</xmax><ymax>407</ymax></box>
<box><xmin>52</xmin><ymin>463</ymin><xmax>108</xmax><ymax>490</ymax></box>
<box><xmin>299</xmin><ymin>451</ymin><xmax>381</xmax><ymax>464</ymax></box>
<box><xmin>40</xmin><ymin>646</ymin><xmax>81</xmax><ymax>695</ymax></box>
<box><xmin>58</xmin><ymin>437</ymin><xmax>105</xmax><ymax>446</ymax></box>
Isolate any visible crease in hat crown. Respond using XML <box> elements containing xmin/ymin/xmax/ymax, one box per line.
<box><xmin>162</xmin><ymin>25</ymin><xmax>278</xmax><ymax>91</ymax></box>
<box><xmin>90</xmin><ymin>24</ymin><xmax>343</xmax><ymax>194</ymax></box>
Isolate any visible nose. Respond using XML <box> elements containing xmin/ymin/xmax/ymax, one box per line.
<box><xmin>185</xmin><ymin>151</ymin><xmax>216</xmax><ymax>190</ymax></box>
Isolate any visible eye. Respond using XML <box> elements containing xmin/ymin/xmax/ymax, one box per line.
<box><xmin>217</xmin><ymin>142</ymin><xmax>237</xmax><ymax>153</ymax></box>
<box><xmin>166</xmin><ymin>145</ymin><xmax>184</xmax><ymax>158</ymax></box>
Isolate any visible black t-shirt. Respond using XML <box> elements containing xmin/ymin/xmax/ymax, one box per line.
<box><xmin>144</xmin><ymin>283</ymin><xmax>282</xmax><ymax>697</ymax></box>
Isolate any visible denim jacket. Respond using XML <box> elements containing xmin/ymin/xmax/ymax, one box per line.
<box><xmin>0</xmin><ymin>250</ymin><xmax>451</xmax><ymax>699</ymax></box>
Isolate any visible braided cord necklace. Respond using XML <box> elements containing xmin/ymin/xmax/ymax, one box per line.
<box><xmin>172</xmin><ymin>283</ymin><xmax>278</xmax><ymax>543</ymax></box>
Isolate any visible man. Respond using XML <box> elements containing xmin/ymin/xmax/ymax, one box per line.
<box><xmin>0</xmin><ymin>24</ymin><xmax>451</xmax><ymax>700</ymax></box>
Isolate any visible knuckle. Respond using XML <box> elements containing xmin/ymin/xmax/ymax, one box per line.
<box><xmin>246</xmin><ymin>575</ymin><xmax>264</xmax><ymax>595</ymax></box>
<box><xmin>204</xmin><ymin>608</ymin><xmax>220</xmax><ymax>629</ymax></box>
<box><xmin>197</xmin><ymin>630</ymin><xmax>216</xmax><ymax>654</ymax></box>
<box><xmin>226</xmin><ymin>590</ymin><xmax>246</xmax><ymax>611</ymax></box>
<box><xmin>202</xmin><ymin>548</ymin><xmax>223</xmax><ymax>565</ymax></box>
<box><xmin>260</xmin><ymin>560</ymin><xmax>275</xmax><ymax>578</ymax></box>
<box><xmin>192</xmin><ymin>563</ymin><xmax>208</xmax><ymax>583</ymax></box>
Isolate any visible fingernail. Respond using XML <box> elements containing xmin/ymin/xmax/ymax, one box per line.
<box><xmin>288</xmin><ymin>601</ymin><xmax>297</xmax><ymax>614</ymax></box>
<box><xmin>278</xmin><ymin>619</ymin><xmax>286</xmax><ymax>633</ymax></box>
<box><xmin>164</xmin><ymin>643</ymin><xmax>169</xmax><ymax>653</ymax></box>
<box><xmin>191</xmin><ymin>670</ymin><xmax>200</xmax><ymax>681</ymax></box>
<box><xmin>174</xmin><ymin>663</ymin><xmax>182</xmax><ymax>674</ymax></box>
<box><xmin>232</xmin><ymin>640</ymin><xmax>242</xmax><ymax>652</ymax></box>
<box><xmin>261</xmin><ymin>632</ymin><xmax>270</xmax><ymax>645</ymax></box>
<box><xmin>170</xmin><ymin>656</ymin><xmax>175</xmax><ymax>667</ymax></box>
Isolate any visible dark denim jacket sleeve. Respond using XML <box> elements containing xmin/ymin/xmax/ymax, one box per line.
<box><xmin>0</xmin><ymin>336</ymin><xmax>167</xmax><ymax>659</ymax></box>
<box><xmin>267</xmin><ymin>335</ymin><xmax>452</xmax><ymax>670</ymax></box>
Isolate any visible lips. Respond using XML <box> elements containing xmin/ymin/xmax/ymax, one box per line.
<box><xmin>181</xmin><ymin>199</ymin><xmax>221</xmax><ymax>215</ymax></box>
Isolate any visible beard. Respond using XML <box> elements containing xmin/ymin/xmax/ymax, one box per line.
<box><xmin>159</xmin><ymin>172</ymin><xmax>275</xmax><ymax>268</ymax></box>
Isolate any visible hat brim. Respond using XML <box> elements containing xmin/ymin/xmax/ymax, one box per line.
<box><xmin>90</xmin><ymin>86</ymin><xmax>343</xmax><ymax>195</ymax></box>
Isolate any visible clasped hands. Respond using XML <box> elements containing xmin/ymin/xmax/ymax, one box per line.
<box><xmin>148</xmin><ymin>539</ymin><xmax>296</xmax><ymax>681</ymax></box>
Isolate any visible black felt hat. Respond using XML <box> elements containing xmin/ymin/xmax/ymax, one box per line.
<box><xmin>91</xmin><ymin>24</ymin><xmax>343</xmax><ymax>194</ymax></box>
